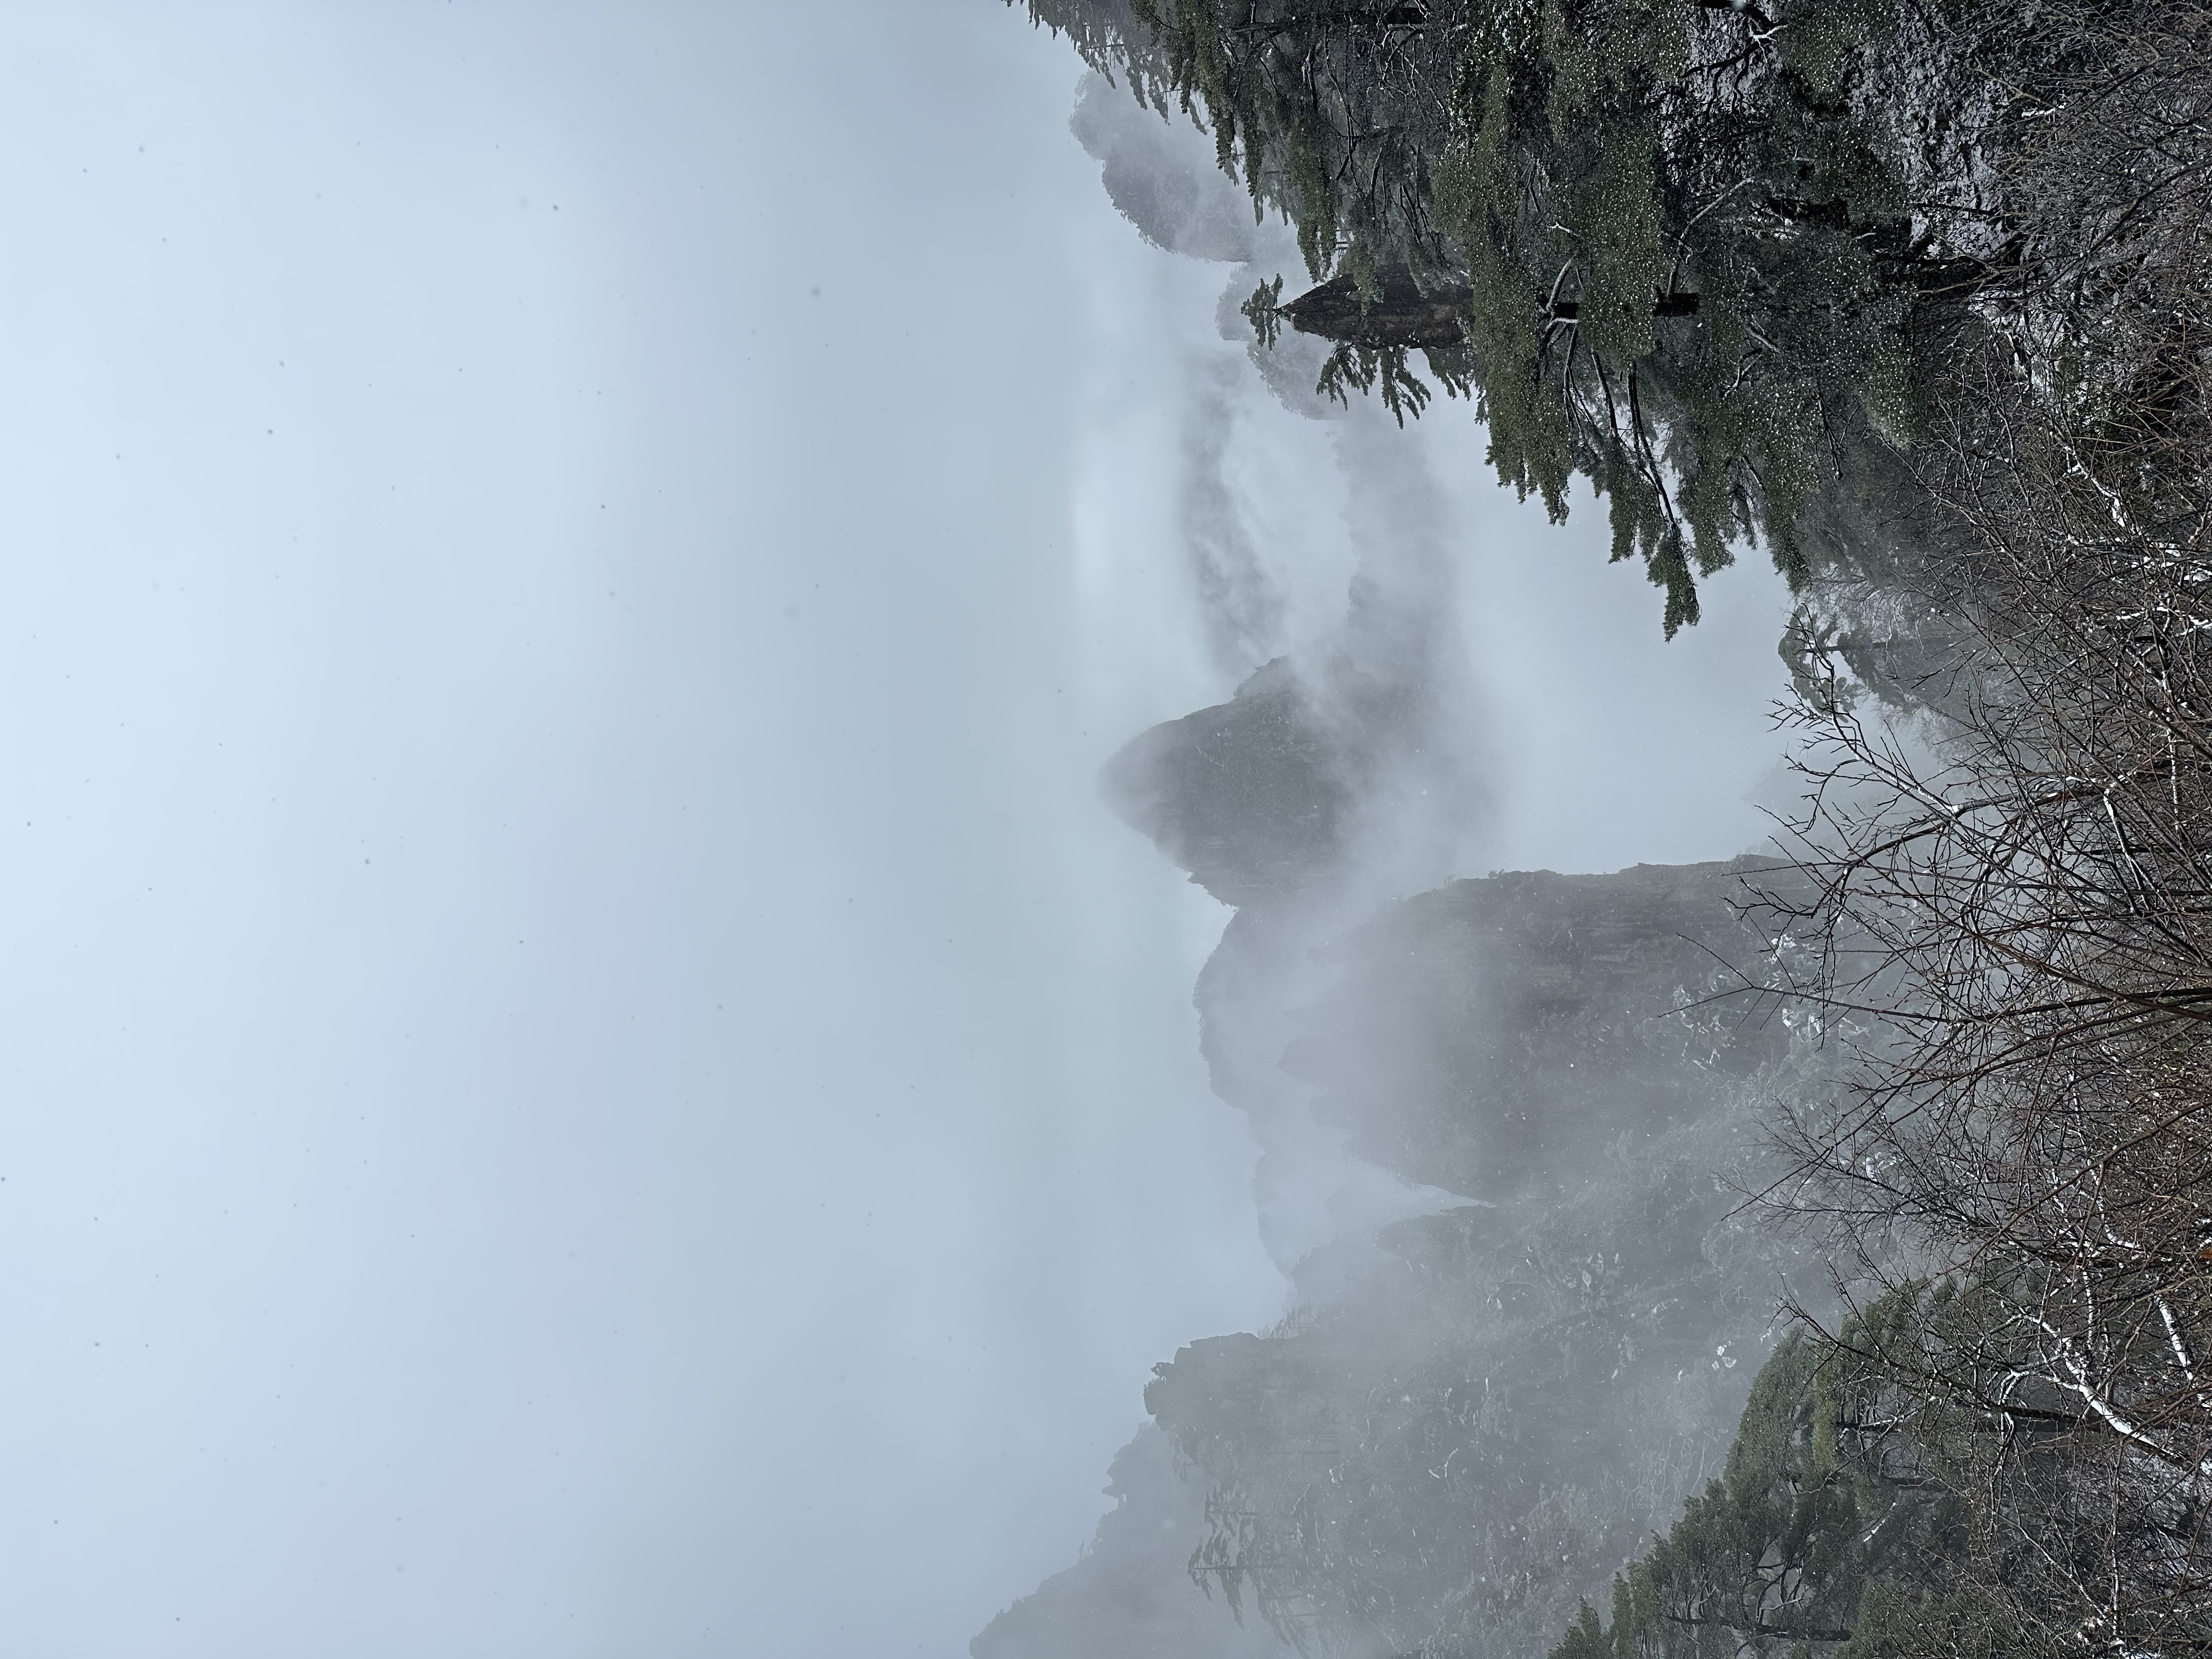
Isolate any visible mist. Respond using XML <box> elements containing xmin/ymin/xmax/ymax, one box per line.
<box><xmin>981</xmin><ymin>55</ymin><xmax>1819</xmax><ymax>1659</ymax></box>
<box><xmin>2</xmin><ymin>8</ymin><xmax>1812</xmax><ymax>1659</ymax></box>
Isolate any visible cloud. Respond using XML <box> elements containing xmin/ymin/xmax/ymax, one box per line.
<box><xmin>1068</xmin><ymin>72</ymin><xmax>1259</xmax><ymax>263</ymax></box>
<box><xmin>1107</xmin><ymin>359</ymin><xmax>1499</xmax><ymax>1272</ymax></box>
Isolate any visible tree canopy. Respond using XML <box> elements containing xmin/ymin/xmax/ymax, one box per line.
<box><xmin>1019</xmin><ymin>0</ymin><xmax>2014</xmax><ymax>630</ymax></box>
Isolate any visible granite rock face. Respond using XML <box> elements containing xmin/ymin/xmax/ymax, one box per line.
<box><xmin>977</xmin><ymin>840</ymin><xmax>1832</xmax><ymax>1659</ymax></box>
<box><xmin>969</xmin><ymin>1425</ymin><xmax>1289</xmax><ymax>1659</ymax></box>
<box><xmin>1098</xmin><ymin>659</ymin><xmax>1353</xmax><ymax>909</ymax></box>
<box><xmin>1286</xmin><ymin>857</ymin><xmax>1808</xmax><ymax>1201</ymax></box>
<box><xmin>1134</xmin><ymin>1115</ymin><xmax>1818</xmax><ymax>1659</ymax></box>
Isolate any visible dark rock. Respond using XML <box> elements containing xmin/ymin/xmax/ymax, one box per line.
<box><xmin>969</xmin><ymin>1425</ymin><xmax>1288</xmax><ymax>1659</ymax></box>
<box><xmin>1098</xmin><ymin>659</ymin><xmax>1351</xmax><ymax>907</ymax></box>
<box><xmin>1288</xmin><ymin>856</ymin><xmax>1806</xmax><ymax>1201</ymax></box>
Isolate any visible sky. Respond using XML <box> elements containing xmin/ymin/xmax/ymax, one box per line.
<box><xmin>0</xmin><ymin>4</ymin><xmax>1794</xmax><ymax>1656</ymax></box>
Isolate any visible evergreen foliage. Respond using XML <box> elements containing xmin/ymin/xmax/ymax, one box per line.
<box><xmin>1544</xmin><ymin>1325</ymin><xmax>1961</xmax><ymax>1659</ymax></box>
<box><xmin>1019</xmin><ymin>0</ymin><xmax>1959</xmax><ymax>630</ymax></box>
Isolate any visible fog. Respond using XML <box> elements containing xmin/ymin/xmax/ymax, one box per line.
<box><xmin>0</xmin><ymin>6</ymin><xmax>1796</xmax><ymax>1657</ymax></box>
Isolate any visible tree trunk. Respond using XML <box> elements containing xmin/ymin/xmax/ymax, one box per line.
<box><xmin>1279</xmin><ymin>267</ymin><xmax>1474</xmax><ymax>349</ymax></box>
<box><xmin>1278</xmin><ymin>267</ymin><xmax>1700</xmax><ymax>349</ymax></box>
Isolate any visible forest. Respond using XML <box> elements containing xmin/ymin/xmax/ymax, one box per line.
<box><xmin>985</xmin><ymin>0</ymin><xmax>2212</xmax><ymax>1655</ymax></box>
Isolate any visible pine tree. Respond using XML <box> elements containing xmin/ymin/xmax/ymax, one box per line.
<box><xmin>1022</xmin><ymin>0</ymin><xmax>1959</xmax><ymax>631</ymax></box>
<box><xmin>1542</xmin><ymin>1330</ymin><xmax>1961</xmax><ymax>1659</ymax></box>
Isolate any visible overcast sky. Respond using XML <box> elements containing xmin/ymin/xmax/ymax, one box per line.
<box><xmin>0</xmin><ymin>5</ymin><xmax>1792</xmax><ymax>1656</ymax></box>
